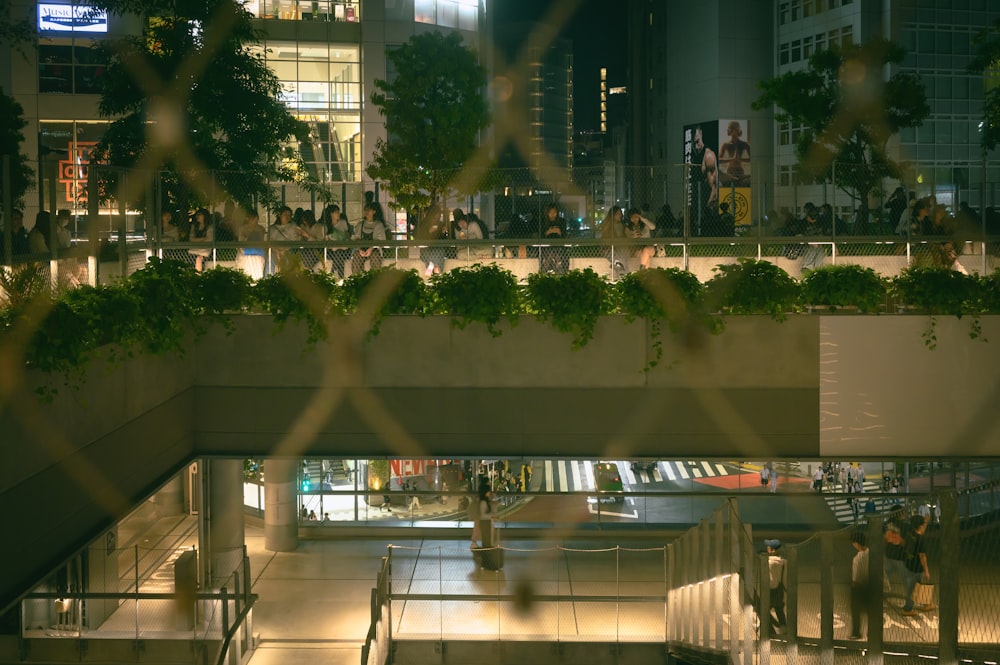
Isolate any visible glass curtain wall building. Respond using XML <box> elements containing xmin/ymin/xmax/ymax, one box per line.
<box><xmin>4</xmin><ymin>0</ymin><xmax>487</xmax><ymax>230</ymax></box>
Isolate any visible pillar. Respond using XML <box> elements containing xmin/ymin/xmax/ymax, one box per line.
<box><xmin>264</xmin><ymin>458</ymin><xmax>299</xmax><ymax>552</ymax></box>
<box><xmin>202</xmin><ymin>459</ymin><xmax>246</xmax><ymax>589</ymax></box>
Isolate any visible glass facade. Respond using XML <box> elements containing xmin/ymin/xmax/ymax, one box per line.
<box><xmin>242</xmin><ymin>457</ymin><xmax>1000</xmax><ymax>529</ymax></box>
<box><xmin>37</xmin><ymin>120</ymin><xmax>107</xmax><ymax>216</ymax></box>
<box><xmin>38</xmin><ymin>43</ymin><xmax>106</xmax><ymax>94</ymax></box>
<box><xmin>414</xmin><ymin>0</ymin><xmax>478</xmax><ymax>30</ymax></box>
<box><xmin>260</xmin><ymin>41</ymin><xmax>362</xmax><ymax>182</ymax></box>
<box><xmin>243</xmin><ymin>0</ymin><xmax>361</xmax><ymax>21</ymax></box>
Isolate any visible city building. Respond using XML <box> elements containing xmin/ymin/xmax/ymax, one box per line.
<box><xmin>626</xmin><ymin>0</ymin><xmax>999</xmax><ymax>225</ymax></box>
<box><xmin>2</xmin><ymin>0</ymin><xmax>489</xmax><ymax>231</ymax></box>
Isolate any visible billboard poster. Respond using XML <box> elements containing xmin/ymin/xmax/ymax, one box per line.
<box><xmin>718</xmin><ymin>119</ymin><xmax>752</xmax><ymax>227</ymax></box>
<box><xmin>683</xmin><ymin>120</ymin><xmax>719</xmax><ymax>236</ymax></box>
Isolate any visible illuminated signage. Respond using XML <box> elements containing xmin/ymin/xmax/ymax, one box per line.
<box><xmin>38</xmin><ymin>4</ymin><xmax>109</xmax><ymax>33</ymax></box>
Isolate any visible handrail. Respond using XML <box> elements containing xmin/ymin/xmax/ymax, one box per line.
<box><xmin>214</xmin><ymin>591</ymin><xmax>258</xmax><ymax>665</ymax></box>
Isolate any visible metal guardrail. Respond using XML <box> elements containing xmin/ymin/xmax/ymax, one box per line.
<box><xmin>4</xmin><ymin>235</ymin><xmax>1000</xmax><ymax>290</ymax></box>
<box><xmin>367</xmin><ymin>485</ymin><xmax>1000</xmax><ymax>665</ymax></box>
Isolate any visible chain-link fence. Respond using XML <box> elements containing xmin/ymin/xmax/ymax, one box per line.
<box><xmin>3</xmin><ymin>163</ymin><xmax>999</xmax><ymax>288</ymax></box>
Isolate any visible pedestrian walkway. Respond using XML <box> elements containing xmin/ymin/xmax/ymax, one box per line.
<box><xmin>820</xmin><ymin>479</ymin><xmax>886</xmax><ymax>524</ymax></box>
<box><xmin>540</xmin><ymin>459</ymin><xmax>735</xmax><ymax>493</ymax></box>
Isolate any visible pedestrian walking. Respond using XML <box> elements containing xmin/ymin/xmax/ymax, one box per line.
<box><xmin>769</xmin><ymin>466</ymin><xmax>778</xmax><ymax>493</ymax></box>
<box><xmin>765</xmin><ymin>539</ymin><xmax>787</xmax><ymax>631</ymax></box>
<box><xmin>849</xmin><ymin>532</ymin><xmax>869</xmax><ymax>639</ymax></box>
<box><xmin>813</xmin><ymin>467</ymin><xmax>824</xmax><ymax>492</ymax></box>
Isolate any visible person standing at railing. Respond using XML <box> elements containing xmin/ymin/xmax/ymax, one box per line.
<box><xmin>322</xmin><ymin>204</ymin><xmax>352</xmax><ymax>280</ymax></box>
<box><xmin>625</xmin><ymin>207</ymin><xmax>657</xmax><ymax>270</ymax></box>
<box><xmin>599</xmin><ymin>206</ymin><xmax>626</xmax><ymax>276</ymax></box>
<box><xmin>237</xmin><ymin>211</ymin><xmax>266</xmax><ymax>280</ymax></box>
<box><xmin>28</xmin><ymin>210</ymin><xmax>51</xmax><ymax>254</ymax></box>
<box><xmin>0</xmin><ymin>209</ymin><xmax>29</xmax><ymax>258</ymax></box>
<box><xmin>797</xmin><ymin>203</ymin><xmax>827</xmax><ymax>272</ymax></box>
<box><xmin>270</xmin><ymin>205</ymin><xmax>308</xmax><ymax>272</ymax></box>
<box><xmin>352</xmin><ymin>201</ymin><xmax>386</xmax><ymax>274</ymax></box>
<box><xmin>188</xmin><ymin>208</ymin><xmax>214</xmax><ymax>272</ymax></box>
<box><xmin>417</xmin><ymin>204</ymin><xmax>448</xmax><ymax>276</ymax></box>
<box><xmin>300</xmin><ymin>209</ymin><xmax>325</xmax><ymax>271</ymax></box>
<box><xmin>539</xmin><ymin>202</ymin><xmax>568</xmax><ymax>274</ymax></box>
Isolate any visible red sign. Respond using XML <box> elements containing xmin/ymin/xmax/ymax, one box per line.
<box><xmin>58</xmin><ymin>141</ymin><xmax>97</xmax><ymax>205</ymax></box>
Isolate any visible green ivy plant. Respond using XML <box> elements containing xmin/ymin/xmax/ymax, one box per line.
<box><xmin>430</xmin><ymin>263</ymin><xmax>520</xmax><ymax>337</ymax></box>
<box><xmin>705</xmin><ymin>258</ymin><xmax>800</xmax><ymax>320</ymax></box>
<box><xmin>524</xmin><ymin>268</ymin><xmax>615</xmax><ymax>349</ymax></box>
<box><xmin>253</xmin><ymin>267</ymin><xmax>341</xmax><ymax>344</ymax></box>
<box><xmin>799</xmin><ymin>264</ymin><xmax>886</xmax><ymax>313</ymax></box>
<box><xmin>124</xmin><ymin>258</ymin><xmax>203</xmax><ymax>353</ymax></box>
<box><xmin>338</xmin><ymin>267</ymin><xmax>430</xmax><ymax>338</ymax></box>
<box><xmin>891</xmin><ymin>266</ymin><xmax>986</xmax><ymax>349</ymax></box>
<box><xmin>982</xmin><ymin>270</ymin><xmax>1000</xmax><ymax>314</ymax></box>
<box><xmin>617</xmin><ymin>267</ymin><xmax>713</xmax><ymax>371</ymax></box>
<box><xmin>197</xmin><ymin>267</ymin><xmax>255</xmax><ymax>317</ymax></box>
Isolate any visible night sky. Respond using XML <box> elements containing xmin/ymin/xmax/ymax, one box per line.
<box><xmin>493</xmin><ymin>0</ymin><xmax>627</xmax><ymax>133</ymax></box>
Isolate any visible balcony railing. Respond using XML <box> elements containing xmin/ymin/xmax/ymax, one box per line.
<box><xmin>5</xmin><ymin>235</ymin><xmax>1000</xmax><ymax>290</ymax></box>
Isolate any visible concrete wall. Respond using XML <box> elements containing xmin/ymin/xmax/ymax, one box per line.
<box><xmin>4</xmin><ymin>314</ymin><xmax>1000</xmax><ymax>610</ymax></box>
<box><xmin>819</xmin><ymin>316</ymin><xmax>1000</xmax><ymax>458</ymax></box>
<box><xmin>0</xmin><ymin>346</ymin><xmax>197</xmax><ymax>613</ymax></box>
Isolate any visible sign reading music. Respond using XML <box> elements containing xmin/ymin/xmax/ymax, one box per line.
<box><xmin>38</xmin><ymin>3</ymin><xmax>109</xmax><ymax>33</ymax></box>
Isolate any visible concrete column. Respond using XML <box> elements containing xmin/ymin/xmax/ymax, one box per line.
<box><xmin>264</xmin><ymin>458</ymin><xmax>299</xmax><ymax>552</ymax></box>
<box><xmin>204</xmin><ymin>459</ymin><xmax>246</xmax><ymax>589</ymax></box>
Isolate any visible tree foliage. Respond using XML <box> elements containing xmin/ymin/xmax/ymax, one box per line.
<box><xmin>90</xmin><ymin>0</ymin><xmax>329</xmax><ymax>211</ymax></box>
<box><xmin>969</xmin><ymin>19</ymin><xmax>1000</xmax><ymax>152</ymax></box>
<box><xmin>0</xmin><ymin>87</ymin><xmax>35</xmax><ymax>209</ymax></box>
<box><xmin>366</xmin><ymin>31</ymin><xmax>488</xmax><ymax>216</ymax></box>
<box><xmin>752</xmin><ymin>39</ymin><xmax>928</xmax><ymax>204</ymax></box>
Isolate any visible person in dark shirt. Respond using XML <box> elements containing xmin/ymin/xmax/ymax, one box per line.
<box><xmin>538</xmin><ymin>203</ymin><xmax>568</xmax><ymax>274</ymax></box>
<box><xmin>2</xmin><ymin>209</ymin><xmax>30</xmax><ymax>257</ymax></box>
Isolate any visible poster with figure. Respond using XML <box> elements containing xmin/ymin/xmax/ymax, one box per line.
<box><xmin>683</xmin><ymin>121</ymin><xmax>719</xmax><ymax>236</ymax></box>
<box><xmin>718</xmin><ymin>119</ymin><xmax>752</xmax><ymax>228</ymax></box>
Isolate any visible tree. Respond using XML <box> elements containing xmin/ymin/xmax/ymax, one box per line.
<box><xmin>753</xmin><ymin>39</ymin><xmax>928</xmax><ymax>207</ymax></box>
<box><xmin>90</xmin><ymin>0</ymin><xmax>329</xmax><ymax>211</ymax></box>
<box><xmin>366</xmin><ymin>31</ymin><xmax>489</xmax><ymax>220</ymax></box>
<box><xmin>969</xmin><ymin>19</ymin><xmax>1000</xmax><ymax>152</ymax></box>
<box><xmin>0</xmin><ymin>90</ymin><xmax>34</xmax><ymax>211</ymax></box>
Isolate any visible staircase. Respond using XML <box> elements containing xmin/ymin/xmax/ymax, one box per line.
<box><xmin>303</xmin><ymin>460</ymin><xmax>349</xmax><ymax>487</ymax></box>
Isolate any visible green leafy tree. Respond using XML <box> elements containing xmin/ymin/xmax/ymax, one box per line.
<box><xmin>753</xmin><ymin>38</ymin><xmax>928</xmax><ymax>207</ymax></box>
<box><xmin>970</xmin><ymin>19</ymin><xmax>1000</xmax><ymax>152</ymax></box>
<box><xmin>0</xmin><ymin>87</ymin><xmax>34</xmax><ymax>210</ymax></box>
<box><xmin>90</xmin><ymin>0</ymin><xmax>330</xmax><ymax>211</ymax></box>
<box><xmin>366</xmin><ymin>31</ymin><xmax>489</xmax><ymax>220</ymax></box>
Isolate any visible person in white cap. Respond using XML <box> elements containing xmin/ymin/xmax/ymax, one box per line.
<box><xmin>765</xmin><ymin>539</ymin><xmax>787</xmax><ymax>631</ymax></box>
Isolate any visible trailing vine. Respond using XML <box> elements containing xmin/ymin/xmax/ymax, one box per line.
<box><xmin>338</xmin><ymin>267</ymin><xmax>430</xmax><ymax>338</ymax></box>
<box><xmin>523</xmin><ymin>268</ymin><xmax>615</xmax><ymax>349</ymax></box>
<box><xmin>3</xmin><ymin>260</ymin><xmax>998</xmax><ymax>393</ymax></box>
<box><xmin>704</xmin><ymin>258</ymin><xmax>800</xmax><ymax>320</ymax></box>
<box><xmin>891</xmin><ymin>267</ymin><xmax>986</xmax><ymax>349</ymax></box>
<box><xmin>617</xmin><ymin>267</ymin><xmax>712</xmax><ymax>371</ymax></box>
<box><xmin>430</xmin><ymin>263</ymin><xmax>520</xmax><ymax>336</ymax></box>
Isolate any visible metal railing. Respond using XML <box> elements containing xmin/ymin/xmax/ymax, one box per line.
<box><xmin>366</xmin><ymin>484</ymin><xmax>1000</xmax><ymax>664</ymax></box>
<box><xmin>3</xmin><ymin>236</ymin><xmax>999</xmax><ymax>293</ymax></box>
<box><xmin>19</xmin><ymin>547</ymin><xmax>256</xmax><ymax>665</ymax></box>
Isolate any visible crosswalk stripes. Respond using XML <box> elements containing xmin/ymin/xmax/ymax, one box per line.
<box><xmin>822</xmin><ymin>480</ymin><xmax>889</xmax><ymax>524</ymax></box>
<box><xmin>541</xmin><ymin>460</ymin><xmax>733</xmax><ymax>493</ymax></box>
